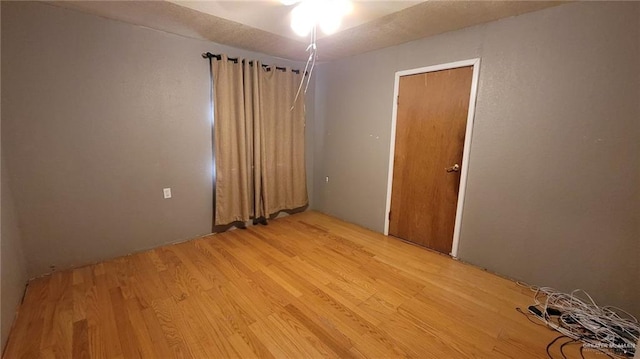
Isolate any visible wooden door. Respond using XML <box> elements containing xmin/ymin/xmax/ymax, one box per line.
<box><xmin>389</xmin><ymin>66</ymin><xmax>473</xmax><ymax>254</ymax></box>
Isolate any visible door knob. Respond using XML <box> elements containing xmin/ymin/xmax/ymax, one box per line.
<box><xmin>446</xmin><ymin>164</ymin><xmax>460</xmax><ymax>173</ymax></box>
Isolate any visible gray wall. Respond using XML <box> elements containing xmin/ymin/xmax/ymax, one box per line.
<box><xmin>313</xmin><ymin>2</ymin><xmax>640</xmax><ymax>316</ymax></box>
<box><xmin>1</xmin><ymin>157</ymin><xmax>29</xmax><ymax>350</ymax></box>
<box><xmin>1</xmin><ymin>1</ymin><xmax>310</xmax><ymax>277</ymax></box>
<box><xmin>1</xmin><ymin>2</ymin><xmax>30</xmax><ymax>349</ymax></box>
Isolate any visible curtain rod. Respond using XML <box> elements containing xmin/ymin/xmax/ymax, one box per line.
<box><xmin>202</xmin><ymin>52</ymin><xmax>302</xmax><ymax>75</ymax></box>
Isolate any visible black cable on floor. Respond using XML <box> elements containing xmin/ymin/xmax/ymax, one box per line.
<box><xmin>559</xmin><ymin>338</ymin><xmax>579</xmax><ymax>359</ymax></box>
<box><xmin>547</xmin><ymin>335</ymin><xmax>568</xmax><ymax>359</ymax></box>
<box><xmin>516</xmin><ymin>307</ymin><xmax>547</xmax><ymax>327</ymax></box>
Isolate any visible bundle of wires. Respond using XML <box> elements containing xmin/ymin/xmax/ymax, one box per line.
<box><xmin>529</xmin><ymin>287</ymin><xmax>639</xmax><ymax>357</ymax></box>
<box><xmin>290</xmin><ymin>26</ymin><xmax>317</xmax><ymax>111</ymax></box>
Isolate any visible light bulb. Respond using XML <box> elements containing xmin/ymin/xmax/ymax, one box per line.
<box><xmin>317</xmin><ymin>0</ymin><xmax>347</xmax><ymax>35</ymax></box>
<box><xmin>291</xmin><ymin>2</ymin><xmax>314</xmax><ymax>37</ymax></box>
<box><xmin>289</xmin><ymin>0</ymin><xmax>352</xmax><ymax>37</ymax></box>
<box><xmin>319</xmin><ymin>12</ymin><xmax>341</xmax><ymax>35</ymax></box>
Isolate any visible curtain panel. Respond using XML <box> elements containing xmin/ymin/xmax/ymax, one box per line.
<box><xmin>211</xmin><ymin>55</ymin><xmax>308</xmax><ymax>226</ymax></box>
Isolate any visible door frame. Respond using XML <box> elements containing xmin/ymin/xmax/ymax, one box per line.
<box><xmin>383</xmin><ymin>58</ymin><xmax>481</xmax><ymax>258</ymax></box>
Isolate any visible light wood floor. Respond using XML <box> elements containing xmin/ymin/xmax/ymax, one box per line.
<box><xmin>4</xmin><ymin>211</ymin><xmax>594</xmax><ymax>358</ymax></box>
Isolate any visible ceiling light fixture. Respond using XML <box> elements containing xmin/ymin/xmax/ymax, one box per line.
<box><xmin>285</xmin><ymin>0</ymin><xmax>353</xmax><ymax>37</ymax></box>
<box><xmin>286</xmin><ymin>0</ymin><xmax>352</xmax><ymax>109</ymax></box>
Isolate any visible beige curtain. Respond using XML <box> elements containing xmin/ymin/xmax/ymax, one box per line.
<box><xmin>212</xmin><ymin>55</ymin><xmax>307</xmax><ymax>226</ymax></box>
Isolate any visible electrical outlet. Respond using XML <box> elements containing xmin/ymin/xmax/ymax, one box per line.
<box><xmin>163</xmin><ymin>188</ymin><xmax>172</xmax><ymax>199</ymax></box>
<box><xmin>325</xmin><ymin>176</ymin><xmax>329</xmax><ymax>183</ymax></box>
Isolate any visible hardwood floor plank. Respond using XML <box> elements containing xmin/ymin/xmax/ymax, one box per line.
<box><xmin>3</xmin><ymin>277</ymin><xmax>48</xmax><ymax>358</ymax></box>
<box><xmin>201</xmin><ymin>286</ymin><xmax>275</xmax><ymax>359</ymax></box>
<box><xmin>139</xmin><ymin>307</ymin><xmax>174</xmax><ymax>357</ymax></box>
<box><xmin>156</xmin><ymin>248</ymin><xmax>207</xmax><ymax>297</ymax></box>
<box><xmin>207</xmin><ymin>241</ymin><xmax>257</xmax><ymax>279</ymax></box>
<box><xmin>226</xmin><ymin>333</ymin><xmax>265</xmax><ymax>359</ymax></box>
<box><xmin>176</xmin><ymin>297</ymin><xmax>240</xmax><ymax>358</ymax></box>
<box><xmin>145</xmin><ymin>250</ymin><xmax>168</xmax><ymax>272</ymax></box>
<box><xmin>86</xmin><ymin>316</ymin><xmax>107</xmax><ymax>358</ymax></box>
<box><xmin>157</xmin><ymin>268</ymin><xmax>189</xmax><ymax>303</ymax></box>
<box><xmin>352</xmin><ymin>332</ymin><xmax>411</xmax><ymax>359</ymax></box>
<box><xmin>380</xmin><ymin>315</ymin><xmax>468</xmax><ymax>358</ymax></box>
<box><xmin>4</xmin><ymin>211</ymin><xmax>581</xmax><ymax>359</ymax></box>
<box><xmin>260</xmin><ymin>264</ymin><xmax>304</xmax><ymax>298</ymax></box>
<box><xmin>41</xmin><ymin>272</ymin><xmax>74</xmax><ymax>358</ymax></box>
<box><xmin>247</xmin><ymin>318</ymin><xmax>292</xmax><ymax>358</ymax></box>
<box><xmin>284</xmin><ymin>303</ymin><xmax>356</xmax><ymax>358</ymax></box>
<box><xmin>150</xmin><ymin>297</ymin><xmax>196</xmax><ymax>359</ymax></box>
<box><xmin>72</xmin><ymin>319</ymin><xmax>90</xmax><ymax>359</ymax></box>
<box><xmin>243</xmin><ymin>228</ymin><xmax>298</xmax><ymax>262</ymax></box>
<box><xmin>271</xmin><ymin>307</ymin><xmax>343</xmax><ymax>359</ymax></box>
<box><xmin>109</xmin><ymin>287</ymin><xmax>143</xmax><ymax>359</ymax></box>
<box><xmin>165</xmin><ymin>245</ymin><xmax>216</xmax><ymax>291</ymax></box>
<box><xmin>180</xmin><ymin>242</ymin><xmax>229</xmax><ymax>287</ymax></box>
<box><xmin>123</xmin><ymin>297</ymin><xmax>162</xmax><ymax>358</ymax></box>
<box><xmin>397</xmin><ymin>294</ymin><xmax>497</xmax><ymax>353</ymax></box>
<box><xmin>72</xmin><ymin>268</ymin><xmax>84</xmax><ymax>286</ymax></box>
<box><xmin>358</xmin><ymin>293</ymin><xmax>397</xmax><ymax>318</ymax></box>
<box><xmin>267</xmin><ymin>312</ymin><xmax>326</xmax><ymax>358</ymax></box>
<box><xmin>72</xmin><ymin>284</ymin><xmax>88</xmax><ymax>323</ymax></box>
<box><xmin>300</xmin><ymin>288</ymin><xmax>375</xmax><ymax>338</ymax></box>
<box><xmin>89</xmin><ymin>273</ymin><xmax>123</xmax><ymax>358</ymax></box>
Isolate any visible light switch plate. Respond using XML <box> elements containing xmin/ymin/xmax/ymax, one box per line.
<box><xmin>163</xmin><ymin>188</ymin><xmax>172</xmax><ymax>199</ymax></box>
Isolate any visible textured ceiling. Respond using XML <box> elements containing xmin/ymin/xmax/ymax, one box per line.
<box><xmin>50</xmin><ymin>1</ymin><xmax>563</xmax><ymax>62</ymax></box>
